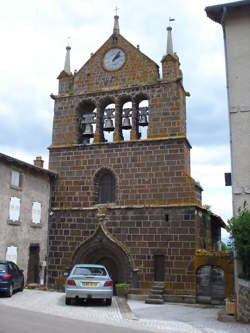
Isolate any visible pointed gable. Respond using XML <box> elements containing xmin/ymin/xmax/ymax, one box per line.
<box><xmin>74</xmin><ymin>34</ymin><xmax>159</xmax><ymax>93</ymax></box>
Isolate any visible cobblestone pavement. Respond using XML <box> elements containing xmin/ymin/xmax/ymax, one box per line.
<box><xmin>0</xmin><ymin>289</ymin><xmax>249</xmax><ymax>333</ymax></box>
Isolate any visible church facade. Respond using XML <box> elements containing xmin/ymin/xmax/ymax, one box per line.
<box><xmin>48</xmin><ymin>16</ymin><xmax>224</xmax><ymax>299</ymax></box>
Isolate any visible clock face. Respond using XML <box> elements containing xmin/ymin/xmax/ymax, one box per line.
<box><xmin>103</xmin><ymin>48</ymin><xmax>126</xmax><ymax>71</ymax></box>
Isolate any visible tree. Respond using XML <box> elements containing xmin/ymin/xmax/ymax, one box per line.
<box><xmin>227</xmin><ymin>203</ymin><xmax>250</xmax><ymax>280</ymax></box>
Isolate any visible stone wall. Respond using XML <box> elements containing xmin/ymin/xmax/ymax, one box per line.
<box><xmin>51</xmin><ymin>80</ymin><xmax>187</xmax><ymax>147</ymax></box>
<box><xmin>48</xmin><ymin>206</ymin><xmax>198</xmax><ymax>296</ymax></box>
<box><xmin>74</xmin><ymin>34</ymin><xmax>159</xmax><ymax>94</ymax></box>
<box><xmin>49</xmin><ymin>139</ymin><xmax>199</xmax><ymax>208</ymax></box>
<box><xmin>238</xmin><ymin>279</ymin><xmax>250</xmax><ymax>323</ymax></box>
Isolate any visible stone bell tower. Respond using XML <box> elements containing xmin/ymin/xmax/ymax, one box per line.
<box><xmin>48</xmin><ymin>15</ymin><xmax>223</xmax><ymax>300</ymax></box>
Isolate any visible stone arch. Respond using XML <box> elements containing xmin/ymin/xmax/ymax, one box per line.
<box><xmin>135</xmin><ymin>93</ymin><xmax>149</xmax><ymax>140</ymax></box>
<box><xmin>72</xmin><ymin>224</ymin><xmax>134</xmax><ymax>287</ymax></box>
<box><xmin>100</xmin><ymin>97</ymin><xmax>116</xmax><ymax>142</ymax></box>
<box><xmin>119</xmin><ymin>95</ymin><xmax>133</xmax><ymax>141</ymax></box>
<box><xmin>77</xmin><ymin>99</ymin><xmax>97</xmax><ymax>144</ymax></box>
<box><xmin>92</xmin><ymin>167</ymin><xmax>119</xmax><ymax>205</ymax></box>
<box><xmin>134</xmin><ymin>92</ymin><xmax>149</xmax><ymax>104</ymax></box>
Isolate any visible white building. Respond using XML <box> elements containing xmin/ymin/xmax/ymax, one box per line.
<box><xmin>206</xmin><ymin>1</ymin><xmax>250</xmax><ymax>215</ymax></box>
<box><xmin>206</xmin><ymin>1</ymin><xmax>250</xmax><ymax>322</ymax></box>
<box><xmin>0</xmin><ymin>153</ymin><xmax>56</xmax><ymax>285</ymax></box>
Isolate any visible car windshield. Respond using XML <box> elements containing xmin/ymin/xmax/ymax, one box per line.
<box><xmin>0</xmin><ymin>264</ymin><xmax>7</xmax><ymax>273</ymax></box>
<box><xmin>72</xmin><ymin>267</ymin><xmax>107</xmax><ymax>276</ymax></box>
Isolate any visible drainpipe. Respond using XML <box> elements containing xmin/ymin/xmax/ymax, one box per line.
<box><xmin>220</xmin><ymin>5</ymin><xmax>238</xmax><ymax>298</ymax></box>
<box><xmin>46</xmin><ymin>176</ymin><xmax>55</xmax><ymax>288</ymax></box>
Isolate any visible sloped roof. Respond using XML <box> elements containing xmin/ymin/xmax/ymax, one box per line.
<box><xmin>0</xmin><ymin>152</ymin><xmax>56</xmax><ymax>178</ymax></box>
<box><xmin>205</xmin><ymin>0</ymin><xmax>250</xmax><ymax>23</ymax></box>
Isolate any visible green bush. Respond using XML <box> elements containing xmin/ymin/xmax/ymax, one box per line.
<box><xmin>227</xmin><ymin>203</ymin><xmax>250</xmax><ymax>280</ymax></box>
<box><xmin>115</xmin><ymin>283</ymin><xmax>129</xmax><ymax>289</ymax></box>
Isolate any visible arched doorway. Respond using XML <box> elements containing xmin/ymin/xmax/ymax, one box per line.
<box><xmin>196</xmin><ymin>265</ymin><xmax>225</xmax><ymax>304</ymax></box>
<box><xmin>72</xmin><ymin>226</ymin><xmax>132</xmax><ymax>293</ymax></box>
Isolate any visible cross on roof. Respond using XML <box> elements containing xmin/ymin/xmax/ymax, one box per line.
<box><xmin>115</xmin><ymin>6</ymin><xmax>119</xmax><ymax>16</ymax></box>
<box><xmin>169</xmin><ymin>17</ymin><xmax>175</xmax><ymax>26</ymax></box>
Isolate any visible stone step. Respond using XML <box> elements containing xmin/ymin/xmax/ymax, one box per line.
<box><xmin>145</xmin><ymin>298</ymin><xmax>164</xmax><ymax>304</ymax></box>
<box><xmin>151</xmin><ymin>289</ymin><xmax>164</xmax><ymax>295</ymax></box>
<box><xmin>153</xmin><ymin>281</ymin><xmax>165</xmax><ymax>286</ymax></box>
<box><xmin>148</xmin><ymin>294</ymin><xmax>163</xmax><ymax>300</ymax></box>
<box><xmin>152</xmin><ymin>286</ymin><xmax>165</xmax><ymax>290</ymax></box>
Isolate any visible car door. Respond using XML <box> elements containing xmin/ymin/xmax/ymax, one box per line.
<box><xmin>8</xmin><ymin>263</ymin><xmax>19</xmax><ymax>290</ymax></box>
<box><xmin>13</xmin><ymin>263</ymin><xmax>23</xmax><ymax>288</ymax></box>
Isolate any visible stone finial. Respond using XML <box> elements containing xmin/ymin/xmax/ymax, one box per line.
<box><xmin>34</xmin><ymin>156</ymin><xmax>44</xmax><ymax>168</ymax></box>
<box><xmin>64</xmin><ymin>45</ymin><xmax>71</xmax><ymax>73</ymax></box>
<box><xmin>166</xmin><ymin>26</ymin><xmax>174</xmax><ymax>55</ymax></box>
<box><xmin>113</xmin><ymin>15</ymin><xmax>120</xmax><ymax>35</ymax></box>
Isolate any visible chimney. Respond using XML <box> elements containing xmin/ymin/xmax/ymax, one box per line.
<box><xmin>34</xmin><ymin>156</ymin><xmax>44</xmax><ymax>168</ymax></box>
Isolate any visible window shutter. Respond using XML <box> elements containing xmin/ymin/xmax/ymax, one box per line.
<box><xmin>9</xmin><ymin>197</ymin><xmax>20</xmax><ymax>221</ymax></box>
<box><xmin>32</xmin><ymin>202</ymin><xmax>41</xmax><ymax>224</ymax></box>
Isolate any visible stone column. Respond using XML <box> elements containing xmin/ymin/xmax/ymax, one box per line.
<box><xmin>94</xmin><ymin>102</ymin><xmax>104</xmax><ymax>143</ymax></box>
<box><xmin>130</xmin><ymin>98</ymin><xmax>139</xmax><ymax>140</ymax></box>
<box><xmin>113</xmin><ymin>100</ymin><xmax>123</xmax><ymax>142</ymax></box>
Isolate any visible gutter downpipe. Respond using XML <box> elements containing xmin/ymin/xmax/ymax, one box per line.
<box><xmin>220</xmin><ymin>5</ymin><xmax>238</xmax><ymax>302</ymax></box>
<box><xmin>46</xmin><ymin>176</ymin><xmax>55</xmax><ymax>288</ymax></box>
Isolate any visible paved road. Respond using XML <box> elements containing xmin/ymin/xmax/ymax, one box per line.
<box><xmin>0</xmin><ymin>289</ymin><xmax>250</xmax><ymax>333</ymax></box>
<box><xmin>128</xmin><ymin>299</ymin><xmax>250</xmax><ymax>333</ymax></box>
<box><xmin>0</xmin><ymin>304</ymin><xmax>146</xmax><ymax>333</ymax></box>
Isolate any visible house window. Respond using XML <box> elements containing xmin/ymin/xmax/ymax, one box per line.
<box><xmin>32</xmin><ymin>202</ymin><xmax>41</xmax><ymax>224</ymax></box>
<box><xmin>11</xmin><ymin>170</ymin><xmax>20</xmax><ymax>188</ymax></box>
<box><xmin>6</xmin><ymin>246</ymin><xmax>18</xmax><ymax>264</ymax></box>
<box><xmin>98</xmin><ymin>172</ymin><xmax>115</xmax><ymax>203</ymax></box>
<box><xmin>9</xmin><ymin>197</ymin><xmax>20</xmax><ymax>222</ymax></box>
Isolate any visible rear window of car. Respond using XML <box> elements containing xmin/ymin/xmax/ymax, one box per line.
<box><xmin>0</xmin><ymin>264</ymin><xmax>7</xmax><ymax>272</ymax></box>
<box><xmin>72</xmin><ymin>267</ymin><xmax>107</xmax><ymax>276</ymax></box>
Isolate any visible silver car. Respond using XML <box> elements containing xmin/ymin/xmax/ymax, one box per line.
<box><xmin>65</xmin><ymin>264</ymin><xmax>113</xmax><ymax>305</ymax></box>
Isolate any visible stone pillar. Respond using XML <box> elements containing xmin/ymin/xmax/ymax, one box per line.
<box><xmin>113</xmin><ymin>100</ymin><xmax>123</xmax><ymax>142</ymax></box>
<box><xmin>130</xmin><ymin>99</ymin><xmax>139</xmax><ymax>140</ymax></box>
<box><xmin>94</xmin><ymin>102</ymin><xmax>104</xmax><ymax>143</ymax></box>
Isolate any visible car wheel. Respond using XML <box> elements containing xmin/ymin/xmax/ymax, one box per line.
<box><xmin>65</xmin><ymin>297</ymin><xmax>72</xmax><ymax>305</ymax></box>
<box><xmin>8</xmin><ymin>284</ymin><xmax>13</xmax><ymax>298</ymax></box>
<box><xmin>106</xmin><ymin>298</ymin><xmax>112</xmax><ymax>306</ymax></box>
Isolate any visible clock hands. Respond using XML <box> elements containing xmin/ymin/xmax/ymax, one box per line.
<box><xmin>112</xmin><ymin>51</ymin><xmax>121</xmax><ymax>62</ymax></box>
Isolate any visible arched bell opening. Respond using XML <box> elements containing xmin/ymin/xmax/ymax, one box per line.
<box><xmin>103</xmin><ymin>103</ymin><xmax>115</xmax><ymax>143</ymax></box>
<box><xmin>77</xmin><ymin>100</ymin><xmax>96</xmax><ymax>144</ymax></box>
<box><xmin>122</xmin><ymin>101</ymin><xmax>132</xmax><ymax>141</ymax></box>
<box><xmin>138</xmin><ymin>99</ymin><xmax>149</xmax><ymax>140</ymax></box>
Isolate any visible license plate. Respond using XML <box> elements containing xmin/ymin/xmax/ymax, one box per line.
<box><xmin>82</xmin><ymin>282</ymin><xmax>97</xmax><ymax>287</ymax></box>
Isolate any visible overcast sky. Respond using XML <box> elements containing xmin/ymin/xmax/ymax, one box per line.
<box><xmin>0</xmin><ymin>0</ymin><xmax>235</xmax><ymax>234</ymax></box>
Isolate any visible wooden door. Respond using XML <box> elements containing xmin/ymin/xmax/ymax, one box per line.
<box><xmin>154</xmin><ymin>255</ymin><xmax>165</xmax><ymax>281</ymax></box>
<box><xmin>27</xmin><ymin>245</ymin><xmax>40</xmax><ymax>284</ymax></box>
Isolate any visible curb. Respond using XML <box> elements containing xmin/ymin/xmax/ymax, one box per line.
<box><xmin>116</xmin><ymin>297</ymin><xmax>138</xmax><ymax>320</ymax></box>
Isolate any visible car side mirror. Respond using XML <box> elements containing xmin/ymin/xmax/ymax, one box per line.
<box><xmin>64</xmin><ymin>272</ymin><xmax>69</xmax><ymax>278</ymax></box>
<box><xmin>19</xmin><ymin>269</ymin><xmax>24</xmax><ymax>273</ymax></box>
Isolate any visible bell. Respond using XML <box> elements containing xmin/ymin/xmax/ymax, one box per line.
<box><xmin>104</xmin><ymin>118</ymin><xmax>115</xmax><ymax>132</ymax></box>
<box><xmin>139</xmin><ymin>115</ymin><xmax>148</xmax><ymax>127</ymax></box>
<box><xmin>82</xmin><ymin>123</ymin><xmax>94</xmax><ymax>137</ymax></box>
<box><xmin>122</xmin><ymin>117</ymin><xmax>132</xmax><ymax>130</ymax></box>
